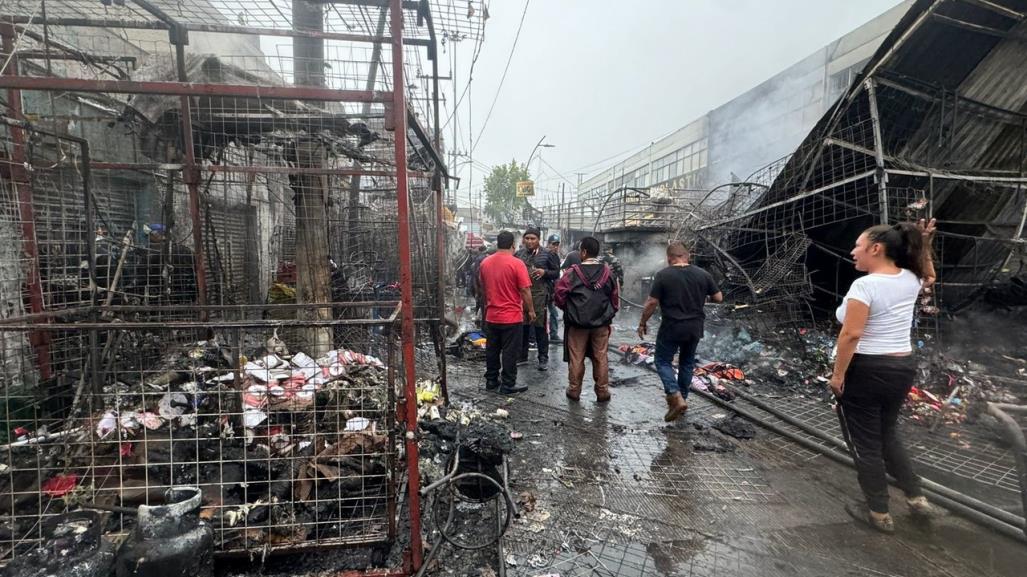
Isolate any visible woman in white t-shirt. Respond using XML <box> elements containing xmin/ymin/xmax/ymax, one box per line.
<box><xmin>831</xmin><ymin>219</ymin><xmax>937</xmax><ymax>533</ymax></box>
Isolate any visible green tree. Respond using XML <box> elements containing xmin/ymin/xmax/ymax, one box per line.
<box><xmin>483</xmin><ymin>160</ymin><xmax>532</xmax><ymax>225</ymax></box>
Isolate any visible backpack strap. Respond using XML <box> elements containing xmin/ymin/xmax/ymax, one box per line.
<box><xmin>571</xmin><ymin>264</ymin><xmax>610</xmax><ymax>290</ymax></box>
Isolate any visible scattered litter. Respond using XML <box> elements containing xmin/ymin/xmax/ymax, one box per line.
<box><xmin>41</xmin><ymin>473</ymin><xmax>79</xmax><ymax>497</ymax></box>
<box><xmin>712</xmin><ymin>415</ymin><xmax>757</xmax><ymax>440</ymax></box>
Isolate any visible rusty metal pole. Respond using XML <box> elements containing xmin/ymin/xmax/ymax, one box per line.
<box><xmin>424</xmin><ymin>3</ymin><xmax>449</xmax><ymax>403</ymax></box>
<box><xmin>391</xmin><ymin>0</ymin><xmax>424</xmax><ymax>569</ymax></box>
<box><xmin>2</xmin><ymin>25</ymin><xmax>51</xmax><ymax>379</ymax></box>
<box><xmin>866</xmin><ymin>78</ymin><xmax>889</xmax><ymax>224</ymax></box>
<box><xmin>170</xmin><ymin>27</ymin><xmax>208</xmax><ymax>310</ymax></box>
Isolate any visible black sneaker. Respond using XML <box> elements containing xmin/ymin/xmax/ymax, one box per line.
<box><xmin>549</xmin><ymin>336</ymin><xmax>562</xmax><ymax>344</ymax></box>
<box><xmin>517</xmin><ymin>358</ymin><xmax>530</xmax><ymax>366</ymax></box>
<box><xmin>538</xmin><ymin>359</ymin><xmax>548</xmax><ymax>371</ymax></box>
<box><xmin>485</xmin><ymin>379</ymin><xmax>500</xmax><ymax>391</ymax></box>
<box><xmin>499</xmin><ymin>383</ymin><xmax>528</xmax><ymax>394</ymax></box>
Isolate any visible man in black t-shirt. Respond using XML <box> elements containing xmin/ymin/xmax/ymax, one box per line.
<box><xmin>638</xmin><ymin>241</ymin><xmax>723</xmax><ymax>422</ymax></box>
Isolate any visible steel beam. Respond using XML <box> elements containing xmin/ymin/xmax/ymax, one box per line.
<box><xmin>0</xmin><ymin>76</ymin><xmax>387</xmax><ymax>102</ymax></box>
<box><xmin>865</xmin><ymin>79</ymin><xmax>890</xmax><ymax>223</ymax></box>
<box><xmin>391</xmin><ymin>0</ymin><xmax>424</xmax><ymax>570</ymax></box>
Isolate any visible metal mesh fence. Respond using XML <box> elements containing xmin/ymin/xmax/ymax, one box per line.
<box><xmin>0</xmin><ymin>0</ymin><xmax>451</xmax><ymax>567</ymax></box>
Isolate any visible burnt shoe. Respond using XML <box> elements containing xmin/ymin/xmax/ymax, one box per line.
<box><xmin>664</xmin><ymin>393</ymin><xmax>688</xmax><ymax>422</ymax></box>
<box><xmin>485</xmin><ymin>379</ymin><xmax>500</xmax><ymax>391</ymax></box>
<box><xmin>906</xmin><ymin>496</ymin><xmax>937</xmax><ymax>518</ymax></box>
<box><xmin>499</xmin><ymin>383</ymin><xmax>528</xmax><ymax>394</ymax></box>
<box><xmin>845</xmin><ymin>502</ymin><xmax>895</xmax><ymax>534</ymax></box>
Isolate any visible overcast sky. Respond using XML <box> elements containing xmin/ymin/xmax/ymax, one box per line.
<box><xmin>440</xmin><ymin>0</ymin><xmax>906</xmax><ymax>207</ymax></box>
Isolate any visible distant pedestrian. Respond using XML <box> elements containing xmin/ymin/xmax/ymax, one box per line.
<box><xmin>479</xmin><ymin>231</ymin><xmax>534</xmax><ymax>394</ymax></box>
<box><xmin>638</xmin><ymin>241</ymin><xmax>723</xmax><ymax>422</ymax></box>
<box><xmin>561</xmin><ymin>242</ymin><xmax>581</xmax><ymax>270</ymax></box>
<box><xmin>515</xmin><ymin>227</ymin><xmax>560</xmax><ymax>371</ymax></box>
<box><xmin>554</xmin><ymin>236</ymin><xmax>619</xmax><ymax>403</ymax></box>
<box><xmin>831</xmin><ymin>219</ymin><xmax>937</xmax><ymax>533</ymax></box>
<box><xmin>471</xmin><ymin>245</ymin><xmax>492</xmax><ymax>318</ymax></box>
<box><xmin>601</xmin><ymin>246</ymin><xmax>625</xmax><ymax>288</ymax></box>
<box><xmin>546</xmin><ymin>234</ymin><xmax>564</xmax><ymax>343</ymax></box>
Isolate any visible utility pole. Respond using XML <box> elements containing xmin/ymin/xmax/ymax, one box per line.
<box><xmin>558</xmin><ymin>182</ymin><xmax>565</xmax><ymax>232</ymax></box>
<box><xmin>451</xmin><ymin>46</ymin><xmax>458</xmax><ymax>190</ymax></box>
<box><xmin>292</xmin><ymin>0</ymin><xmax>332</xmax><ymax>356</ymax></box>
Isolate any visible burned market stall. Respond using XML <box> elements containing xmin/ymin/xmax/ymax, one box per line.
<box><xmin>696</xmin><ymin>0</ymin><xmax>1027</xmax><ymax>319</ymax></box>
<box><xmin>0</xmin><ymin>1</ymin><xmax>475</xmax><ymax>573</ymax></box>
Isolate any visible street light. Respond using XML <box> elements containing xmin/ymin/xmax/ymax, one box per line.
<box><xmin>526</xmin><ymin>135</ymin><xmax>555</xmax><ymax>175</ymax></box>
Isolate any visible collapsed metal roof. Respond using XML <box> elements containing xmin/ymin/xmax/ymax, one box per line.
<box><xmin>701</xmin><ymin>0</ymin><xmax>1027</xmax><ymax>314</ymax></box>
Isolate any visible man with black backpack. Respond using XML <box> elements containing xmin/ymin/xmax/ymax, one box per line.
<box><xmin>554</xmin><ymin>236</ymin><xmax>620</xmax><ymax>403</ymax></box>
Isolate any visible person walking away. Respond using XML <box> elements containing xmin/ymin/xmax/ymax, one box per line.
<box><xmin>831</xmin><ymin>219</ymin><xmax>937</xmax><ymax>533</ymax></box>
<box><xmin>479</xmin><ymin>231</ymin><xmax>534</xmax><ymax>394</ymax></box>
<box><xmin>638</xmin><ymin>241</ymin><xmax>722</xmax><ymax>421</ymax></box>
<box><xmin>554</xmin><ymin>236</ymin><xmax>619</xmax><ymax>403</ymax></box>
<box><xmin>546</xmin><ymin>234</ymin><xmax>564</xmax><ymax>343</ymax></box>
<box><xmin>515</xmin><ymin>227</ymin><xmax>560</xmax><ymax>371</ymax></box>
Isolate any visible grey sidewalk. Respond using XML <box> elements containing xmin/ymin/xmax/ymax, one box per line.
<box><xmin>442</xmin><ymin>354</ymin><xmax>1027</xmax><ymax>577</ymax></box>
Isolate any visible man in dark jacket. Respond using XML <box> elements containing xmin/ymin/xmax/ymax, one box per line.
<box><xmin>546</xmin><ymin>234</ymin><xmax>564</xmax><ymax>343</ymax></box>
<box><xmin>515</xmin><ymin>227</ymin><xmax>561</xmax><ymax>370</ymax></box>
<box><xmin>554</xmin><ymin>236</ymin><xmax>619</xmax><ymax>403</ymax></box>
<box><xmin>470</xmin><ymin>245</ymin><xmax>491</xmax><ymax>316</ymax></box>
<box><xmin>561</xmin><ymin>241</ymin><xmax>581</xmax><ymax>270</ymax></box>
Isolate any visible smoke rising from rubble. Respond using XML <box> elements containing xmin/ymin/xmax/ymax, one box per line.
<box><xmin>613</xmin><ymin>241</ymin><xmax>671</xmax><ymax>303</ymax></box>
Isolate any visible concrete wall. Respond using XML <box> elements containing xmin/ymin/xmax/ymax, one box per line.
<box><xmin>577</xmin><ymin>1</ymin><xmax>913</xmax><ymax>206</ymax></box>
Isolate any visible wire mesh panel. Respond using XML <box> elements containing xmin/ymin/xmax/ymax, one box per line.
<box><xmin>0</xmin><ymin>305</ymin><xmax>400</xmax><ymax>558</ymax></box>
<box><xmin>0</xmin><ymin>0</ymin><xmax>452</xmax><ymax>568</ymax></box>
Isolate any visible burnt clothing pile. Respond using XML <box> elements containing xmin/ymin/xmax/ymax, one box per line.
<box><xmin>619</xmin><ymin>342</ymin><xmax>657</xmax><ymax>366</ymax></box>
<box><xmin>0</xmin><ymin>337</ymin><xmax>394</xmax><ymax>557</ymax></box>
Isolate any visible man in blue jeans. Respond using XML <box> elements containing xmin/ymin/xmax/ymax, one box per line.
<box><xmin>637</xmin><ymin>241</ymin><xmax>723</xmax><ymax>422</ymax></box>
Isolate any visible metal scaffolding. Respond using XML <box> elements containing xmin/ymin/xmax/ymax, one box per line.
<box><xmin>0</xmin><ymin>1</ymin><xmax>477</xmax><ymax>573</ymax></box>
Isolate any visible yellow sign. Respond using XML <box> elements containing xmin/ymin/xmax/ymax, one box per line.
<box><xmin>516</xmin><ymin>180</ymin><xmax>535</xmax><ymax>197</ymax></box>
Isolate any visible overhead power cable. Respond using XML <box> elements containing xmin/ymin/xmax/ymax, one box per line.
<box><xmin>471</xmin><ymin>0</ymin><xmax>531</xmax><ymax>153</ymax></box>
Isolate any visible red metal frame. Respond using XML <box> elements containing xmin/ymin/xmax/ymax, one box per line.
<box><xmin>390</xmin><ymin>0</ymin><xmax>424</xmax><ymax>571</ymax></box>
<box><xmin>1</xmin><ymin>26</ymin><xmax>51</xmax><ymax>379</ymax></box>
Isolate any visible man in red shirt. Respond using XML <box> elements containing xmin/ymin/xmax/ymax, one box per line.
<box><xmin>479</xmin><ymin>230</ymin><xmax>535</xmax><ymax>394</ymax></box>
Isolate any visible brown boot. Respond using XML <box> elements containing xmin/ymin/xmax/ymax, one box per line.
<box><xmin>566</xmin><ymin>383</ymin><xmax>582</xmax><ymax>402</ymax></box>
<box><xmin>594</xmin><ymin>384</ymin><xmax>611</xmax><ymax>403</ymax></box>
<box><xmin>664</xmin><ymin>393</ymin><xmax>688</xmax><ymax>422</ymax></box>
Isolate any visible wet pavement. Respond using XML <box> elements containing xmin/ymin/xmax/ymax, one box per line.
<box><xmin>437</xmin><ymin>346</ymin><xmax>1027</xmax><ymax>577</ymax></box>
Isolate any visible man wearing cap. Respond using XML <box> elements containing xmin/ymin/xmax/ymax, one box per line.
<box><xmin>546</xmin><ymin>234</ymin><xmax>564</xmax><ymax>343</ymax></box>
<box><xmin>515</xmin><ymin>227</ymin><xmax>561</xmax><ymax>370</ymax></box>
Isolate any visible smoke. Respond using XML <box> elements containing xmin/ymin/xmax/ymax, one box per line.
<box><xmin>613</xmin><ymin>242</ymin><xmax>670</xmax><ymax>304</ymax></box>
<box><xmin>706</xmin><ymin>51</ymin><xmax>844</xmax><ymax>188</ymax></box>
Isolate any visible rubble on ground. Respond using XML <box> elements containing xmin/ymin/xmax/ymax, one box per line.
<box><xmin>618</xmin><ymin>319</ymin><xmax>1026</xmax><ymax>444</ymax></box>
<box><xmin>0</xmin><ymin>336</ymin><xmax>393</xmax><ymax>555</ymax></box>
